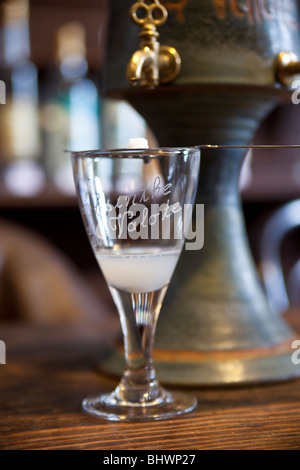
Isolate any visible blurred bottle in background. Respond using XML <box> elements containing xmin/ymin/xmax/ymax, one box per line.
<box><xmin>101</xmin><ymin>98</ymin><xmax>156</xmax><ymax>149</ymax></box>
<box><xmin>40</xmin><ymin>21</ymin><xmax>101</xmax><ymax>195</ymax></box>
<box><xmin>0</xmin><ymin>0</ymin><xmax>44</xmax><ymax>196</ymax></box>
<box><xmin>0</xmin><ymin>3</ymin><xmax>156</xmax><ymax>199</ymax></box>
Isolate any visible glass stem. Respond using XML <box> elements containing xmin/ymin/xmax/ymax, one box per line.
<box><xmin>115</xmin><ymin>290</ymin><xmax>167</xmax><ymax>405</ymax></box>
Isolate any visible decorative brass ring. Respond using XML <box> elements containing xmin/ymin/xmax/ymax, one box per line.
<box><xmin>130</xmin><ymin>1</ymin><xmax>167</xmax><ymax>27</ymax></box>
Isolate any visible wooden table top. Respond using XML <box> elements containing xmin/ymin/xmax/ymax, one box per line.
<box><xmin>1</xmin><ymin>311</ymin><xmax>300</xmax><ymax>450</ymax></box>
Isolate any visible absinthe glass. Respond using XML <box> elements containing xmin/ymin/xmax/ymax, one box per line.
<box><xmin>72</xmin><ymin>147</ymin><xmax>200</xmax><ymax>421</ymax></box>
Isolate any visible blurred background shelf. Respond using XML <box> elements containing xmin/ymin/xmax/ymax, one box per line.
<box><xmin>0</xmin><ymin>185</ymin><xmax>76</xmax><ymax>207</ymax></box>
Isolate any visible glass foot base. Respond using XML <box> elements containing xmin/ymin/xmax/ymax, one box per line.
<box><xmin>82</xmin><ymin>390</ymin><xmax>197</xmax><ymax>422</ymax></box>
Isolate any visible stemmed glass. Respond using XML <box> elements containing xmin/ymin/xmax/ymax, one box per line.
<box><xmin>71</xmin><ymin>146</ymin><xmax>200</xmax><ymax>421</ymax></box>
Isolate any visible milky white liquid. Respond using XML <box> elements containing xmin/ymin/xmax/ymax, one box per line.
<box><xmin>95</xmin><ymin>249</ymin><xmax>181</xmax><ymax>293</ymax></box>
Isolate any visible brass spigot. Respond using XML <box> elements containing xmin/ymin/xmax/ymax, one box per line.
<box><xmin>126</xmin><ymin>0</ymin><xmax>181</xmax><ymax>88</ymax></box>
<box><xmin>276</xmin><ymin>51</ymin><xmax>300</xmax><ymax>86</ymax></box>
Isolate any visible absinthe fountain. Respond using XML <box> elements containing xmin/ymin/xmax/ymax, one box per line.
<box><xmin>100</xmin><ymin>0</ymin><xmax>300</xmax><ymax>385</ymax></box>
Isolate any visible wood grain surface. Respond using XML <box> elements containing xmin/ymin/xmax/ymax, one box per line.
<box><xmin>1</xmin><ymin>313</ymin><xmax>300</xmax><ymax>450</ymax></box>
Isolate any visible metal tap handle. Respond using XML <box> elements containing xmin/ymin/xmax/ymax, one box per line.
<box><xmin>130</xmin><ymin>0</ymin><xmax>168</xmax><ymax>27</ymax></box>
<box><xmin>127</xmin><ymin>0</ymin><xmax>181</xmax><ymax>87</ymax></box>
